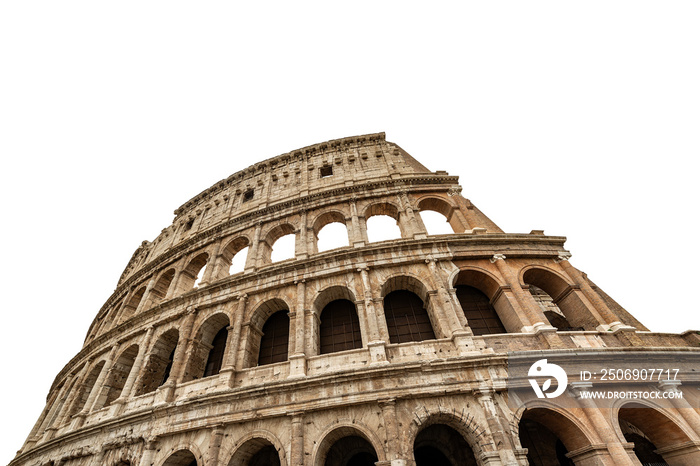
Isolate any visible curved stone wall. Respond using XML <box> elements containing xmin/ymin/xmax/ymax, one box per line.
<box><xmin>11</xmin><ymin>133</ymin><xmax>700</xmax><ymax>466</ymax></box>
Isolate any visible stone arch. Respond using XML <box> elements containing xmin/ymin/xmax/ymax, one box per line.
<box><xmin>50</xmin><ymin>365</ymin><xmax>85</xmax><ymax>428</ymax></box>
<box><xmin>226</xmin><ymin>430</ymin><xmax>287</xmax><ymax>466</ymax></box>
<box><xmin>243</xmin><ymin>298</ymin><xmax>291</xmax><ymax>368</ymax></box>
<box><xmin>67</xmin><ymin>359</ymin><xmax>106</xmax><ymax>418</ymax></box>
<box><xmin>312</xmin><ymin>210</ymin><xmax>350</xmax><ymax>253</ymax></box>
<box><xmin>380</xmin><ymin>274</ymin><xmax>439</xmax><ymax>343</ymax></box>
<box><xmin>517</xmin><ymin>405</ymin><xmax>598</xmax><ymax>466</ymax></box>
<box><xmin>136</xmin><ymin>328</ymin><xmax>179</xmax><ymax>395</ymax></box>
<box><xmin>183</xmin><ymin>312</ymin><xmax>231</xmax><ymax>382</ymax></box>
<box><xmin>147</xmin><ymin>268</ymin><xmax>176</xmax><ymax>307</ymax></box>
<box><xmin>451</xmin><ymin>268</ymin><xmax>514</xmax><ymax>334</ymax></box>
<box><xmin>363</xmin><ymin>202</ymin><xmax>403</xmax><ymax>241</ymax></box>
<box><xmin>219</xmin><ymin>235</ymin><xmax>250</xmax><ymax>278</ymax></box>
<box><xmin>119</xmin><ymin>285</ymin><xmax>147</xmax><ymax>323</ymax></box>
<box><xmin>98</xmin><ymin>343</ymin><xmax>139</xmax><ymax>408</ymax></box>
<box><xmin>310</xmin><ymin>285</ymin><xmax>362</xmax><ymax>355</ymax></box>
<box><xmin>521</xmin><ymin>266</ymin><xmax>600</xmax><ymax>330</ymax></box>
<box><xmin>313</xmin><ymin>423</ymin><xmax>386</xmax><ymax>466</ymax></box>
<box><xmin>157</xmin><ymin>446</ymin><xmax>201</xmax><ymax>466</ymax></box>
<box><xmin>614</xmin><ymin>400</ymin><xmax>699</xmax><ymax>465</ymax></box>
<box><xmin>407</xmin><ymin>410</ymin><xmax>492</xmax><ymax>463</ymax></box>
<box><xmin>178</xmin><ymin>252</ymin><xmax>210</xmax><ymax>292</ymax></box>
<box><xmin>380</xmin><ymin>273</ymin><xmax>430</xmax><ymax>302</ymax></box>
<box><xmin>416</xmin><ymin>196</ymin><xmax>464</xmax><ymax>233</ymax></box>
<box><xmin>262</xmin><ymin>223</ymin><xmax>296</xmax><ymax>263</ymax></box>
<box><xmin>413</xmin><ymin>424</ymin><xmax>479</xmax><ymax>466</ymax></box>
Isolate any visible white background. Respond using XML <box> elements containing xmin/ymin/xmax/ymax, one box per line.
<box><xmin>1</xmin><ymin>2</ymin><xmax>699</xmax><ymax>464</ymax></box>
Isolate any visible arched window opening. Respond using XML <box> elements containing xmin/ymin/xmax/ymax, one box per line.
<box><xmin>420</xmin><ymin>210</ymin><xmax>454</xmax><ymax>235</ymax></box>
<box><xmin>203</xmin><ymin>327</ymin><xmax>228</xmax><ymax>377</ymax></box>
<box><xmin>523</xmin><ymin>268</ymin><xmax>600</xmax><ymax>330</ymax></box>
<box><xmin>518</xmin><ymin>408</ymin><xmax>594</xmax><ymax>466</ymax></box>
<box><xmin>383</xmin><ymin>290</ymin><xmax>436</xmax><ymax>344</ymax></box>
<box><xmin>258</xmin><ymin>311</ymin><xmax>289</xmax><ymax>366</ymax></box>
<box><xmin>366</xmin><ymin>215</ymin><xmax>401</xmax><ymax>242</ymax></box>
<box><xmin>323</xmin><ymin>435</ymin><xmax>378</xmax><ymax>466</ymax></box>
<box><xmin>119</xmin><ymin>286</ymin><xmax>147</xmax><ymax>323</ymax></box>
<box><xmin>618</xmin><ymin>404</ymin><xmax>696</xmax><ymax>465</ymax></box>
<box><xmin>270</xmin><ymin>234</ymin><xmax>295</xmax><ymax>262</ymax></box>
<box><xmin>227</xmin><ymin>438</ymin><xmax>282</xmax><ymax>466</ymax></box>
<box><xmin>229</xmin><ymin>246</ymin><xmax>248</xmax><ymax>274</ymax></box>
<box><xmin>529</xmin><ymin>285</ymin><xmax>582</xmax><ymax>331</ymax></box>
<box><xmin>519</xmin><ymin>419</ymin><xmax>574</xmax><ymax>466</ymax></box>
<box><xmin>456</xmin><ymin>285</ymin><xmax>506</xmax><ymax>336</ymax></box>
<box><xmin>137</xmin><ymin>329</ymin><xmax>179</xmax><ymax>395</ymax></box>
<box><xmin>317</xmin><ymin>222</ymin><xmax>349</xmax><ymax>252</ymax></box>
<box><xmin>68</xmin><ymin>361</ymin><xmax>106</xmax><ymax>418</ymax></box>
<box><xmin>320</xmin><ymin>299</ymin><xmax>362</xmax><ymax>354</ymax></box>
<box><xmin>102</xmin><ymin>344</ymin><xmax>139</xmax><ymax>407</ymax></box>
<box><xmin>178</xmin><ymin>253</ymin><xmax>209</xmax><ymax>292</ymax></box>
<box><xmin>162</xmin><ymin>450</ymin><xmax>198</xmax><ymax>466</ymax></box>
<box><xmin>413</xmin><ymin>424</ymin><xmax>478</xmax><ymax>466</ymax></box>
<box><xmin>193</xmin><ymin>264</ymin><xmax>206</xmax><ymax>288</ymax></box>
<box><xmin>249</xmin><ymin>446</ymin><xmax>280</xmax><ymax>466</ymax></box>
<box><xmin>149</xmin><ymin>269</ymin><xmax>175</xmax><ymax>305</ymax></box>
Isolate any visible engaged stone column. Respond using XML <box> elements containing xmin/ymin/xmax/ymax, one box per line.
<box><xmin>85</xmin><ymin>345</ymin><xmax>120</xmax><ymax>413</ymax></box>
<box><xmin>379</xmin><ymin>399</ymin><xmax>406</xmax><ymax>465</ymax></box>
<box><xmin>295</xmin><ymin>210</ymin><xmax>309</xmax><ymax>260</ymax></box>
<box><xmin>289</xmin><ymin>412</ymin><xmax>304</xmax><ymax>466</ymax></box>
<box><xmin>358</xmin><ymin>266</ymin><xmax>388</xmax><ymax>364</ymax></box>
<box><xmin>659</xmin><ymin>380</ymin><xmax>700</xmax><ymax>436</ymax></box>
<box><xmin>224</xmin><ymin>294</ymin><xmax>247</xmax><ymax>387</ymax></box>
<box><xmin>289</xmin><ymin>279</ymin><xmax>307</xmax><ymax>378</ymax></box>
<box><xmin>138</xmin><ymin>437</ymin><xmax>158</xmax><ymax>466</ymax></box>
<box><xmin>245</xmin><ymin>222</ymin><xmax>263</xmax><ymax>273</ymax></box>
<box><xmin>476</xmin><ymin>388</ymin><xmax>518</xmax><ymax>465</ymax></box>
<box><xmin>570</xmin><ymin>383</ymin><xmax>636</xmax><ymax>465</ymax></box>
<box><xmin>207</xmin><ymin>425</ymin><xmax>225</xmax><ymax>465</ymax></box>
<box><xmin>135</xmin><ymin>276</ymin><xmax>157</xmax><ymax>314</ymax></box>
<box><xmin>121</xmin><ymin>327</ymin><xmax>155</xmax><ymax>404</ymax></box>
<box><xmin>200</xmin><ymin>242</ymin><xmax>223</xmax><ymax>286</ymax></box>
<box><xmin>349</xmin><ymin>198</ymin><xmax>367</xmax><ymax>247</ymax></box>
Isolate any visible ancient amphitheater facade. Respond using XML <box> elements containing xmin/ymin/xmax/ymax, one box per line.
<box><xmin>12</xmin><ymin>133</ymin><xmax>700</xmax><ymax>466</ymax></box>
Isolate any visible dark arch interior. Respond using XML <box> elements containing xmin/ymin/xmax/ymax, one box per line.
<box><xmin>413</xmin><ymin>424</ymin><xmax>478</xmax><ymax>466</ymax></box>
<box><xmin>249</xmin><ymin>445</ymin><xmax>281</xmax><ymax>466</ymax></box>
<box><xmin>203</xmin><ymin>326</ymin><xmax>228</xmax><ymax>377</ymax></box>
<box><xmin>455</xmin><ymin>285</ymin><xmax>506</xmax><ymax>335</ymax></box>
<box><xmin>624</xmin><ymin>432</ymin><xmax>666</xmax><ymax>465</ymax></box>
<box><xmin>162</xmin><ymin>450</ymin><xmax>198</xmax><ymax>466</ymax></box>
<box><xmin>320</xmin><ymin>299</ymin><xmax>362</xmax><ymax>354</ymax></box>
<box><xmin>324</xmin><ymin>435</ymin><xmax>378</xmax><ymax>466</ymax></box>
<box><xmin>258</xmin><ymin>310</ymin><xmax>289</xmax><ymax>366</ymax></box>
<box><xmin>519</xmin><ymin>419</ymin><xmax>574</xmax><ymax>466</ymax></box>
<box><xmin>384</xmin><ymin>290</ymin><xmax>436</xmax><ymax>344</ymax></box>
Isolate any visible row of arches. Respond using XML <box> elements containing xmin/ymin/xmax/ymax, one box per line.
<box><xmin>134</xmin><ymin>401</ymin><xmax>696</xmax><ymax>466</ymax></box>
<box><xmin>156</xmin><ymin>423</ymin><xmax>478</xmax><ymax>466</ymax></box>
<box><xmin>520</xmin><ymin>401</ymin><xmax>700</xmax><ymax>465</ymax></box>
<box><xmin>53</xmin><ymin>266</ymin><xmax>601</xmax><ymax>435</ymax></box>
<box><xmin>108</xmin><ymin>253</ymin><xmax>595</xmax><ymax>350</ymax></box>
<box><xmin>95</xmin><ymin>196</ymin><xmax>469</xmax><ymax>338</ymax></box>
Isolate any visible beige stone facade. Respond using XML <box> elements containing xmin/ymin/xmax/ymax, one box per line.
<box><xmin>11</xmin><ymin>133</ymin><xmax>700</xmax><ymax>466</ymax></box>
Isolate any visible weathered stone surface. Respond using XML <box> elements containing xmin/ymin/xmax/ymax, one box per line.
<box><xmin>11</xmin><ymin>133</ymin><xmax>700</xmax><ymax>466</ymax></box>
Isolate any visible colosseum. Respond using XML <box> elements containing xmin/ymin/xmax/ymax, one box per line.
<box><xmin>11</xmin><ymin>133</ymin><xmax>700</xmax><ymax>466</ymax></box>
